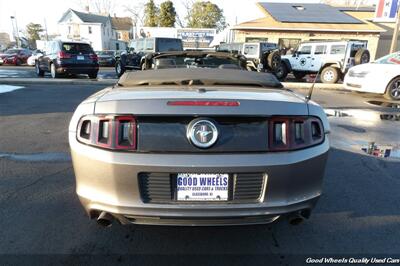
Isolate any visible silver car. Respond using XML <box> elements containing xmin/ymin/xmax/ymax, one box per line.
<box><xmin>69</xmin><ymin>68</ymin><xmax>330</xmax><ymax>227</ymax></box>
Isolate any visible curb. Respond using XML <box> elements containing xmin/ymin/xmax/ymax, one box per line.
<box><xmin>0</xmin><ymin>78</ymin><xmax>118</xmax><ymax>86</ymax></box>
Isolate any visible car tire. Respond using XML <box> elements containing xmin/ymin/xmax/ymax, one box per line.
<box><xmin>15</xmin><ymin>58</ymin><xmax>21</xmax><ymax>66</ymax></box>
<box><xmin>115</xmin><ymin>61</ymin><xmax>125</xmax><ymax>77</ymax></box>
<box><xmin>141</xmin><ymin>62</ymin><xmax>146</xmax><ymax>70</ymax></box>
<box><xmin>384</xmin><ymin>76</ymin><xmax>400</xmax><ymax>101</ymax></box>
<box><xmin>293</xmin><ymin>71</ymin><xmax>306</xmax><ymax>80</ymax></box>
<box><xmin>35</xmin><ymin>61</ymin><xmax>44</xmax><ymax>77</ymax></box>
<box><xmin>50</xmin><ymin>63</ymin><xmax>60</xmax><ymax>79</ymax></box>
<box><xmin>354</xmin><ymin>49</ymin><xmax>370</xmax><ymax>65</ymax></box>
<box><xmin>88</xmin><ymin>72</ymin><xmax>98</xmax><ymax>79</ymax></box>
<box><xmin>274</xmin><ymin>63</ymin><xmax>288</xmax><ymax>81</ymax></box>
<box><xmin>321</xmin><ymin>66</ymin><xmax>340</xmax><ymax>84</ymax></box>
<box><xmin>267</xmin><ymin>51</ymin><xmax>281</xmax><ymax>72</ymax></box>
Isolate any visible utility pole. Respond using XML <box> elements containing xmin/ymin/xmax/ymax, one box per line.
<box><xmin>390</xmin><ymin>3</ymin><xmax>400</xmax><ymax>53</ymax></box>
<box><xmin>10</xmin><ymin>15</ymin><xmax>20</xmax><ymax>48</ymax></box>
<box><xmin>44</xmin><ymin>18</ymin><xmax>49</xmax><ymax>41</ymax></box>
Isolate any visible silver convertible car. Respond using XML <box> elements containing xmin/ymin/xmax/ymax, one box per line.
<box><xmin>69</xmin><ymin>68</ymin><xmax>330</xmax><ymax>227</ymax></box>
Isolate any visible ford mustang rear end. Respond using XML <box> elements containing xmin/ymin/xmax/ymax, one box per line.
<box><xmin>69</xmin><ymin>69</ymin><xmax>330</xmax><ymax>226</ymax></box>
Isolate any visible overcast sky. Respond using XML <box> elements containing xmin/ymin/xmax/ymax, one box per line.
<box><xmin>0</xmin><ymin>0</ymin><xmax>372</xmax><ymax>38</ymax></box>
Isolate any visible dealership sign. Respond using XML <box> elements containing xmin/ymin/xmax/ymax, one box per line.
<box><xmin>374</xmin><ymin>0</ymin><xmax>399</xmax><ymax>22</ymax></box>
<box><xmin>177</xmin><ymin>28</ymin><xmax>216</xmax><ymax>49</ymax></box>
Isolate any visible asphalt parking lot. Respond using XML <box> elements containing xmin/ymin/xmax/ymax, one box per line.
<box><xmin>0</xmin><ymin>69</ymin><xmax>400</xmax><ymax>265</ymax></box>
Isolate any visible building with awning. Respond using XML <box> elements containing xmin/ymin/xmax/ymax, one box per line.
<box><xmin>232</xmin><ymin>3</ymin><xmax>385</xmax><ymax>59</ymax></box>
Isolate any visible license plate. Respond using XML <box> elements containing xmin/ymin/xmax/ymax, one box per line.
<box><xmin>177</xmin><ymin>173</ymin><xmax>229</xmax><ymax>201</ymax></box>
<box><xmin>77</xmin><ymin>55</ymin><xmax>84</xmax><ymax>60</ymax></box>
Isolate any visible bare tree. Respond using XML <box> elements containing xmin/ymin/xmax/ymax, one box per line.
<box><xmin>123</xmin><ymin>1</ymin><xmax>146</xmax><ymax>26</ymax></box>
<box><xmin>75</xmin><ymin>0</ymin><xmax>116</xmax><ymax>15</ymax></box>
<box><xmin>176</xmin><ymin>0</ymin><xmax>195</xmax><ymax>28</ymax></box>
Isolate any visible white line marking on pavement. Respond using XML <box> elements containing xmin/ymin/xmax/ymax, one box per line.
<box><xmin>0</xmin><ymin>85</ymin><xmax>25</xmax><ymax>94</ymax></box>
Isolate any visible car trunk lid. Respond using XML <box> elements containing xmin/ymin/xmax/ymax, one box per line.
<box><xmin>94</xmin><ymin>86</ymin><xmax>308</xmax><ymax>116</ymax></box>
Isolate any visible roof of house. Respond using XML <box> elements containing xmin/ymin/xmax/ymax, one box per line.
<box><xmin>258</xmin><ymin>3</ymin><xmax>362</xmax><ymax>24</ymax></box>
<box><xmin>233</xmin><ymin>3</ymin><xmax>384</xmax><ymax>33</ymax></box>
<box><xmin>111</xmin><ymin>17</ymin><xmax>133</xmax><ymax>31</ymax></box>
<box><xmin>59</xmin><ymin>9</ymin><xmax>110</xmax><ymax>24</ymax></box>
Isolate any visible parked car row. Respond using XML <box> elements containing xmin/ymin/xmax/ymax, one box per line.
<box><xmin>3</xmin><ymin>38</ymin><xmax>399</xmax><ymax>101</ymax></box>
<box><xmin>0</xmin><ymin>48</ymin><xmax>32</xmax><ymax>65</ymax></box>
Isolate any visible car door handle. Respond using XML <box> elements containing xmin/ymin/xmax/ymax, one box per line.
<box><xmin>307</xmin><ymin>56</ymin><xmax>311</xmax><ymax>58</ymax></box>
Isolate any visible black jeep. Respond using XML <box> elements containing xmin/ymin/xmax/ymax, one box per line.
<box><xmin>115</xmin><ymin>37</ymin><xmax>183</xmax><ymax>77</ymax></box>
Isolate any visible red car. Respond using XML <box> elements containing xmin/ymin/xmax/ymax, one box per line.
<box><xmin>0</xmin><ymin>48</ymin><xmax>31</xmax><ymax>65</ymax></box>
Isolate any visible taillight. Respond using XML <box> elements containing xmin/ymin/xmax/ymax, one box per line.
<box><xmin>89</xmin><ymin>53</ymin><xmax>98</xmax><ymax>61</ymax></box>
<box><xmin>115</xmin><ymin>116</ymin><xmax>136</xmax><ymax>150</ymax></box>
<box><xmin>77</xmin><ymin>115</ymin><xmax>137</xmax><ymax>151</ymax></box>
<box><xmin>57</xmin><ymin>51</ymin><xmax>72</xmax><ymax>59</ymax></box>
<box><xmin>269</xmin><ymin>117</ymin><xmax>324</xmax><ymax>151</ymax></box>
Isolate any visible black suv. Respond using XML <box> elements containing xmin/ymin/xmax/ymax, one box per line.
<box><xmin>36</xmin><ymin>41</ymin><xmax>99</xmax><ymax>79</ymax></box>
<box><xmin>115</xmin><ymin>37</ymin><xmax>183</xmax><ymax>77</ymax></box>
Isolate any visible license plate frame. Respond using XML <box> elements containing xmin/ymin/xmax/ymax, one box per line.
<box><xmin>77</xmin><ymin>55</ymin><xmax>85</xmax><ymax>60</ymax></box>
<box><xmin>176</xmin><ymin>173</ymin><xmax>230</xmax><ymax>202</ymax></box>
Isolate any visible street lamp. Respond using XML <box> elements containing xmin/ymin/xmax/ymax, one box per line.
<box><xmin>10</xmin><ymin>15</ymin><xmax>20</xmax><ymax>48</ymax></box>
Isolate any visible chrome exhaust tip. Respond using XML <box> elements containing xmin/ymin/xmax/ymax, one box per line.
<box><xmin>288</xmin><ymin>209</ymin><xmax>311</xmax><ymax>225</ymax></box>
<box><xmin>97</xmin><ymin>212</ymin><xmax>113</xmax><ymax>227</ymax></box>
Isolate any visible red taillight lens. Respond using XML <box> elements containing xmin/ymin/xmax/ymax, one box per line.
<box><xmin>77</xmin><ymin>115</ymin><xmax>137</xmax><ymax>151</ymax></box>
<box><xmin>89</xmin><ymin>53</ymin><xmax>98</xmax><ymax>61</ymax></box>
<box><xmin>269</xmin><ymin>117</ymin><xmax>324</xmax><ymax>151</ymax></box>
<box><xmin>57</xmin><ymin>51</ymin><xmax>72</xmax><ymax>59</ymax></box>
<box><xmin>115</xmin><ymin>116</ymin><xmax>136</xmax><ymax>150</ymax></box>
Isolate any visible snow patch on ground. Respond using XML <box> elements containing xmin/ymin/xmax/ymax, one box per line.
<box><xmin>0</xmin><ymin>85</ymin><xmax>25</xmax><ymax>94</ymax></box>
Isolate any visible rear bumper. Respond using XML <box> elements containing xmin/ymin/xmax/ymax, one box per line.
<box><xmin>56</xmin><ymin>64</ymin><xmax>99</xmax><ymax>74</ymax></box>
<box><xmin>70</xmin><ymin>132</ymin><xmax>329</xmax><ymax>226</ymax></box>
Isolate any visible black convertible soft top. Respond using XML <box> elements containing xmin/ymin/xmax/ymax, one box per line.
<box><xmin>117</xmin><ymin>68</ymin><xmax>283</xmax><ymax>88</ymax></box>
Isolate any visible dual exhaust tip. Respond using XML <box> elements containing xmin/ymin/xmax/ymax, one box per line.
<box><xmin>95</xmin><ymin>209</ymin><xmax>312</xmax><ymax>227</ymax></box>
<box><xmin>97</xmin><ymin>211</ymin><xmax>114</xmax><ymax>227</ymax></box>
<box><xmin>287</xmin><ymin>209</ymin><xmax>311</xmax><ymax>226</ymax></box>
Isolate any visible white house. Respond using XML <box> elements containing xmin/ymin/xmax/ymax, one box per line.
<box><xmin>58</xmin><ymin>9</ymin><xmax>126</xmax><ymax>51</ymax></box>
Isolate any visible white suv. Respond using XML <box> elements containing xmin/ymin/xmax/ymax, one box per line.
<box><xmin>281</xmin><ymin>40</ymin><xmax>370</xmax><ymax>83</ymax></box>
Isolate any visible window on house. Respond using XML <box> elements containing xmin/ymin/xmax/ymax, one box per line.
<box><xmin>88</xmin><ymin>26</ymin><xmax>92</xmax><ymax>34</ymax></box>
<box><xmin>103</xmin><ymin>26</ymin><xmax>105</xmax><ymax>35</ymax></box>
<box><xmin>245</xmin><ymin>37</ymin><xmax>268</xmax><ymax>42</ymax></box>
<box><xmin>68</xmin><ymin>26</ymin><xmax>71</xmax><ymax>34</ymax></box>
<box><xmin>117</xmin><ymin>32</ymin><xmax>122</xmax><ymax>40</ymax></box>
